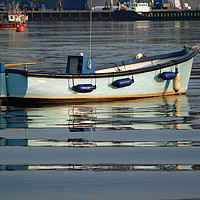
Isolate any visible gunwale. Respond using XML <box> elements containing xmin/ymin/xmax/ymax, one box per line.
<box><xmin>5</xmin><ymin>48</ymin><xmax>199</xmax><ymax>79</ymax></box>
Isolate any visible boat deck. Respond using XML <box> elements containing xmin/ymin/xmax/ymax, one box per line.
<box><xmin>95</xmin><ymin>56</ymin><xmax>180</xmax><ymax>73</ymax></box>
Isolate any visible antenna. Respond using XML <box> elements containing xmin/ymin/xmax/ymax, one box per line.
<box><xmin>89</xmin><ymin>0</ymin><xmax>92</xmax><ymax>59</ymax></box>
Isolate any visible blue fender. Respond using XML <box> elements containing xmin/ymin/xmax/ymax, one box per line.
<box><xmin>160</xmin><ymin>72</ymin><xmax>176</xmax><ymax>80</ymax></box>
<box><xmin>112</xmin><ymin>78</ymin><xmax>134</xmax><ymax>88</ymax></box>
<box><xmin>73</xmin><ymin>84</ymin><xmax>96</xmax><ymax>93</ymax></box>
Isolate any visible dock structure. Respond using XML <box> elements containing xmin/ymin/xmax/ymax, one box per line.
<box><xmin>27</xmin><ymin>10</ymin><xmax>113</xmax><ymax>21</ymax></box>
<box><xmin>1</xmin><ymin>10</ymin><xmax>200</xmax><ymax>21</ymax></box>
<box><xmin>142</xmin><ymin>10</ymin><xmax>200</xmax><ymax>20</ymax></box>
<box><xmin>27</xmin><ymin>10</ymin><xmax>200</xmax><ymax>21</ymax></box>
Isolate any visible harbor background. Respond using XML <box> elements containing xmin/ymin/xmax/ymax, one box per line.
<box><xmin>0</xmin><ymin>0</ymin><xmax>200</xmax><ymax>10</ymax></box>
<box><xmin>1</xmin><ymin>0</ymin><xmax>200</xmax><ymax>21</ymax></box>
<box><xmin>0</xmin><ymin>20</ymin><xmax>200</xmax><ymax>199</ymax></box>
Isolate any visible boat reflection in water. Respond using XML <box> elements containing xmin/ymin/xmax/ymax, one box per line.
<box><xmin>0</xmin><ymin>95</ymin><xmax>193</xmax><ymax>130</ymax></box>
<box><xmin>1</xmin><ymin>164</ymin><xmax>200</xmax><ymax>172</ymax></box>
<box><xmin>1</xmin><ymin>136</ymin><xmax>199</xmax><ymax>147</ymax></box>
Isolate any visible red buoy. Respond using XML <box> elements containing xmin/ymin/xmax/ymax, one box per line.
<box><xmin>16</xmin><ymin>23</ymin><xmax>27</xmax><ymax>32</ymax></box>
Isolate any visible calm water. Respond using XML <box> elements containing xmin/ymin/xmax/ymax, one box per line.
<box><xmin>0</xmin><ymin>21</ymin><xmax>200</xmax><ymax>200</ymax></box>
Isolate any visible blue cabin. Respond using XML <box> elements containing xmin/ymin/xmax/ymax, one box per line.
<box><xmin>0</xmin><ymin>63</ymin><xmax>7</xmax><ymax>98</ymax></box>
<box><xmin>66</xmin><ymin>55</ymin><xmax>95</xmax><ymax>74</ymax></box>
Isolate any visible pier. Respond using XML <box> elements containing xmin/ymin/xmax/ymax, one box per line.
<box><xmin>27</xmin><ymin>10</ymin><xmax>200</xmax><ymax>21</ymax></box>
<box><xmin>142</xmin><ymin>10</ymin><xmax>200</xmax><ymax>20</ymax></box>
<box><xmin>1</xmin><ymin>10</ymin><xmax>200</xmax><ymax>21</ymax></box>
<box><xmin>27</xmin><ymin>10</ymin><xmax>113</xmax><ymax>21</ymax></box>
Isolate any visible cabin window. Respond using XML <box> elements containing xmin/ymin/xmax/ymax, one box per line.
<box><xmin>77</xmin><ymin>59</ymin><xmax>83</xmax><ymax>73</ymax></box>
<box><xmin>66</xmin><ymin>56</ymin><xmax>83</xmax><ymax>74</ymax></box>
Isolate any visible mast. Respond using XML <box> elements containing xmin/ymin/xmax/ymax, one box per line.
<box><xmin>89</xmin><ymin>0</ymin><xmax>92</xmax><ymax>59</ymax></box>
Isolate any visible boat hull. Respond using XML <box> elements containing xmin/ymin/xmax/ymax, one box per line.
<box><xmin>0</xmin><ymin>23</ymin><xmax>16</xmax><ymax>30</ymax></box>
<box><xmin>0</xmin><ymin>48</ymin><xmax>198</xmax><ymax>104</ymax></box>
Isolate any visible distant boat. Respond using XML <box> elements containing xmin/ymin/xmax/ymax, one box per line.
<box><xmin>118</xmin><ymin>1</ymin><xmax>151</xmax><ymax>12</ymax></box>
<box><xmin>129</xmin><ymin>2</ymin><xmax>151</xmax><ymax>12</ymax></box>
<box><xmin>0</xmin><ymin>45</ymin><xmax>199</xmax><ymax>104</ymax></box>
<box><xmin>0</xmin><ymin>3</ymin><xmax>28</xmax><ymax>31</ymax></box>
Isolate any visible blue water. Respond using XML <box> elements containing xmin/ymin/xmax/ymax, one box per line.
<box><xmin>0</xmin><ymin>20</ymin><xmax>200</xmax><ymax>200</ymax></box>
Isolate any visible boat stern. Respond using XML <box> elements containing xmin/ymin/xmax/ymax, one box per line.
<box><xmin>0</xmin><ymin>63</ymin><xmax>7</xmax><ymax>98</ymax></box>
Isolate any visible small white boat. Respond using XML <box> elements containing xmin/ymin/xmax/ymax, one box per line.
<box><xmin>0</xmin><ymin>45</ymin><xmax>199</xmax><ymax>104</ymax></box>
<box><xmin>120</xmin><ymin>2</ymin><xmax>151</xmax><ymax>12</ymax></box>
<box><xmin>132</xmin><ymin>2</ymin><xmax>151</xmax><ymax>12</ymax></box>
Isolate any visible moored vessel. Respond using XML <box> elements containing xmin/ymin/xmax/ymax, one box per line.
<box><xmin>0</xmin><ymin>2</ymin><xmax>28</xmax><ymax>31</ymax></box>
<box><xmin>0</xmin><ymin>46</ymin><xmax>199</xmax><ymax>104</ymax></box>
